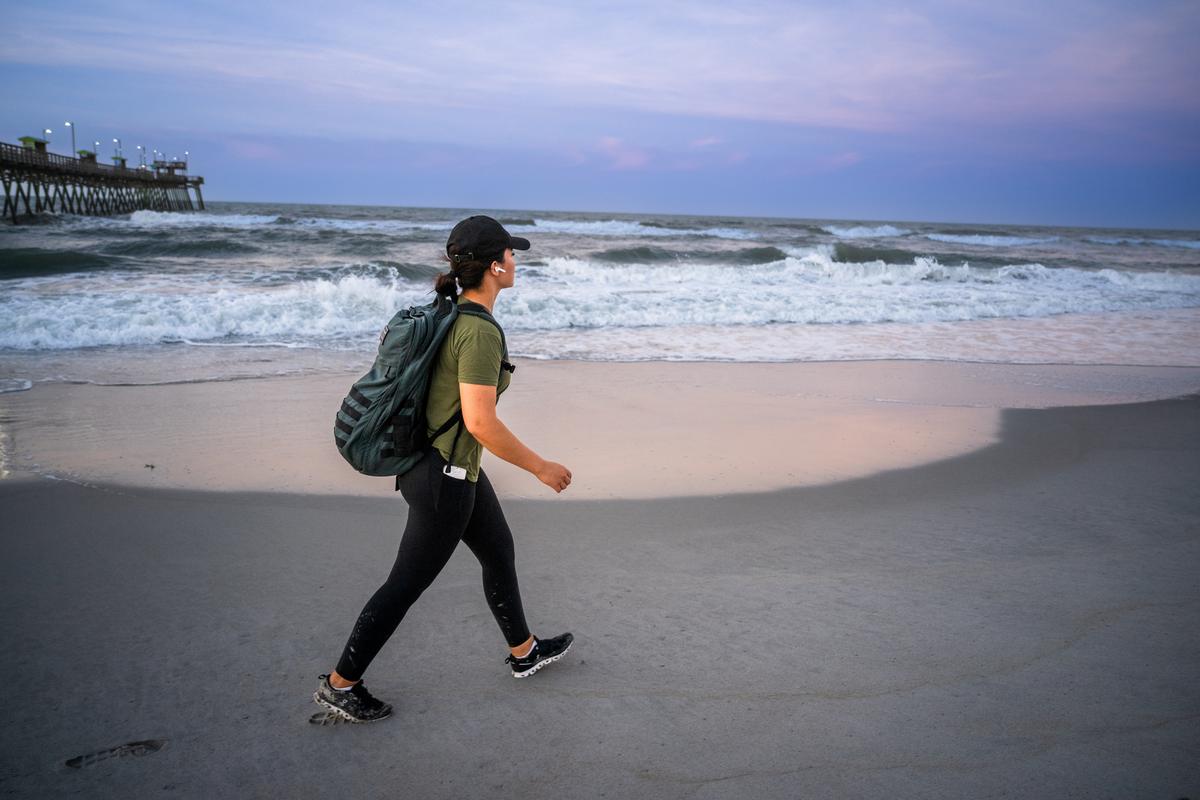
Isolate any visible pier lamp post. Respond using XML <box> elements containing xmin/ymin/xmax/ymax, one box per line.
<box><xmin>93</xmin><ymin>140</ymin><xmax>101</xmax><ymax>158</ymax></box>
<box><xmin>137</xmin><ymin>145</ymin><xmax>145</xmax><ymax>169</ymax></box>
<box><xmin>112</xmin><ymin>138</ymin><xmax>122</xmax><ymax>157</ymax></box>
<box><xmin>184</xmin><ymin>150</ymin><xmax>189</xmax><ymax>169</ymax></box>
<box><xmin>65</xmin><ymin>121</ymin><xmax>76</xmax><ymax>156</ymax></box>
<box><xmin>43</xmin><ymin>128</ymin><xmax>52</xmax><ymax>142</ymax></box>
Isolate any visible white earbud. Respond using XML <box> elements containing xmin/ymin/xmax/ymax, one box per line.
<box><xmin>494</xmin><ymin>266</ymin><xmax>506</xmax><ymax>274</ymax></box>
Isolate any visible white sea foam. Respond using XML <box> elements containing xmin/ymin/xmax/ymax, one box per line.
<box><xmin>56</xmin><ymin>210</ymin><xmax>452</xmax><ymax>233</ymax></box>
<box><xmin>821</xmin><ymin>224</ymin><xmax>910</xmax><ymax>238</ymax></box>
<box><xmin>4</xmin><ymin>251</ymin><xmax>1199</xmax><ymax>350</ymax></box>
<box><xmin>286</xmin><ymin>217</ymin><xmax>453</xmax><ymax>232</ymax></box>
<box><xmin>692</xmin><ymin>226</ymin><xmax>757</xmax><ymax>239</ymax></box>
<box><xmin>504</xmin><ymin>310</ymin><xmax>1200</xmax><ymax>366</ymax></box>
<box><xmin>126</xmin><ymin>210</ymin><xmax>282</xmax><ymax>227</ymax></box>
<box><xmin>64</xmin><ymin>211</ymin><xmax>759</xmax><ymax>239</ymax></box>
<box><xmin>923</xmin><ymin>233</ymin><xmax>1060</xmax><ymax>246</ymax></box>
<box><xmin>0</xmin><ymin>273</ymin><xmax>430</xmax><ymax>350</ymax></box>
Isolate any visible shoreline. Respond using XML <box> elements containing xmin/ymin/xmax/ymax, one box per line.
<box><xmin>5</xmin><ymin>389</ymin><xmax>1196</xmax><ymax>505</ymax></box>
<box><xmin>3</xmin><ymin>358</ymin><xmax>1199</xmax><ymax>500</ymax></box>
<box><xmin>7</xmin><ymin>353</ymin><xmax>1200</xmax><ymax>388</ymax></box>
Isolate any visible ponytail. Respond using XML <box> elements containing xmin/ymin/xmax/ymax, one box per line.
<box><xmin>433</xmin><ymin>249</ymin><xmax>502</xmax><ymax>298</ymax></box>
<box><xmin>434</xmin><ymin>270</ymin><xmax>458</xmax><ymax>298</ymax></box>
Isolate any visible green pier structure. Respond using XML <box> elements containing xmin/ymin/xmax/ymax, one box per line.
<box><xmin>1</xmin><ymin>137</ymin><xmax>205</xmax><ymax>223</ymax></box>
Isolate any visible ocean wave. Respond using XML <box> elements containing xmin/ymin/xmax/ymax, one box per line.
<box><xmin>923</xmin><ymin>233</ymin><xmax>1060</xmax><ymax>246</ymax></box>
<box><xmin>693</xmin><ymin>226</ymin><xmax>760</xmax><ymax>240</ymax></box>
<box><xmin>126</xmin><ymin>210</ymin><xmax>282</xmax><ymax>227</ymax></box>
<box><xmin>304</xmin><ymin>261</ymin><xmax>441</xmax><ymax>284</ymax></box>
<box><xmin>323</xmin><ymin>233</ymin><xmax>394</xmax><ymax>257</ymax></box>
<box><xmin>591</xmin><ymin>245</ymin><xmax>789</xmax><ymax>264</ymax></box>
<box><xmin>504</xmin><ymin>218</ymin><xmax>758</xmax><ymax>239</ymax></box>
<box><xmin>238</xmin><ymin>260</ymin><xmax>442</xmax><ymax>288</ymax></box>
<box><xmin>833</xmin><ymin>243</ymin><xmax>926</xmax><ymax>265</ymax></box>
<box><xmin>1086</xmin><ymin>236</ymin><xmax>1200</xmax><ymax>250</ymax></box>
<box><xmin>822</xmin><ymin>224</ymin><xmax>910</xmax><ymax>238</ymax></box>
<box><xmin>0</xmin><ymin>248</ymin><xmax>123</xmax><ymax>280</ymax></box>
<box><xmin>640</xmin><ymin>219</ymin><xmax>747</xmax><ymax>229</ymax></box>
<box><xmin>285</xmin><ymin>217</ymin><xmax>451</xmax><ymax>232</ymax></box>
<box><xmin>3</xmin><ymin>255</ymin><xmax>1199</xmax><ymax>350</ymax></box>
<box><xmin>831</xmin><ymin>243</ymin><xmax>1021</xmax><ymax>269</ymax></box>
<box><xmin>113</xmin><ymin>212</ymin><xmax>756</xmax><ymax>238</ymax></box>
<box><xmin>71</xmin><ymin>210</ymin><xmax>455</xmax><ymax>234</ymax></box>
<box><xmin>93</xmin><ymin>210</ymin><xmax>763</xmax><ymax>238</ymax></box>
<box><xmin>0</xmin><ymin>273</ymin><xmax>430</xmax><ymax>349</ymax></box>
<box><xmin>100</xmin><ymin>238</ymin><xmax>260</xmax><ymax>257</ymax></box>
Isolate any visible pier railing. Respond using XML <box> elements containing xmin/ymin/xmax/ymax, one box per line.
<box><xmin>0</xmin><ymin>142</ymin><xmax>191</xmax><ymax>185</ymax></box>
<box><xmin>1</xmin><ymin>140</ymin><xmax>204</xmax><ymax>221</ymax></box>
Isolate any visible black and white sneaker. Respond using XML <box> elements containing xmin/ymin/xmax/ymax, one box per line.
<box><xmin>313</xmin><ymin>674</ymin><xmax>393</xmax><ymax>723</ymax></box>
<box><xmin>505</xmin><ymin>633</ymin><xmax>574</xmax><ymax>678</ymax></box>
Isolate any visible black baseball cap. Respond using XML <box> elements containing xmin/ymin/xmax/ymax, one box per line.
<box><xmin>446</xmin><ymin>215</ymin><xmax>530</xmax><ymax>263</ymax></box>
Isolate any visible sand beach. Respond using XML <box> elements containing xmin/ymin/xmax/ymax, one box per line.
<box><xmin>1</xmin><ymin>358</ymin><xmax>1199</xmax><ymax>798</ymax></box>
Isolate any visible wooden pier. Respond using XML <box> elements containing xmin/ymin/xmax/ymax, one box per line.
<box><xmin>1</xmin><ymin>140</ymin><xmax>205</xmax><ymax>223</ymax></box>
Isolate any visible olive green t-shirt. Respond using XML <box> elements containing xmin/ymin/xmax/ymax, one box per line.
<box><xmin>425</xmin><ymin>298</ymin><xmax>511</xmax><ymax>481</ymax></box>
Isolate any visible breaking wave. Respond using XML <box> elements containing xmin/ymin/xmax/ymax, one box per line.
<box><xmin>4</xmin><ymin>251</ymin><xmax>1198</xmax><ymax>350</ymax></box>
<box><xmin>923</xmin><ymin>233</ymin><xmax>1060</xmax><ymax>247</ymax></box>
<box><xmin>822</xmin><ymin>224</ymin><xmax>910</xmax><ymax>238</ymax></box>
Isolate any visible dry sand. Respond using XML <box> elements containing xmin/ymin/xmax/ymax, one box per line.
<box><xmin>0</xmin><ymin>360</ymin><xmax>1198</xmax><ymax>798</ymax></box>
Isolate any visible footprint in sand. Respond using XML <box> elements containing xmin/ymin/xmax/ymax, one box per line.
<box><xmin>65</xmin><ymin>739</ymin><xmax>166</xmax><ymax>769</ymax></box>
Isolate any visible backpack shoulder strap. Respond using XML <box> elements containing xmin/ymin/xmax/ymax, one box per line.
<box><xmin>455</xmin><ymin>302</ymin><xmax>506</xmax><ymax>354</ymax></box>
<box><xmin>428</xmin><ymin>300</ymin><xmax>516</xmax><ymax>479</ymax></box>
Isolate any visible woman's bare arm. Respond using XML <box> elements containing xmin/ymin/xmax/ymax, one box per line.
<box><xmin>459</xmin><ymin>382</ymin><xmax>572</xmax><ymax>492</ymax></box>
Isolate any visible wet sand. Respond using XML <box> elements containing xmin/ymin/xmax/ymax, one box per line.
<box><xmin>1</xmin><ymin>391</ymin><xmax>1198</xmax><ymax>798</ymax></box>
<box><xmin>4</xmin><ymin>360</ymin><xmax>1200</xmax><ymax>499</ymax></box>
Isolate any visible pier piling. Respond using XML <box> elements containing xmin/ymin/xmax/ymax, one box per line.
<box><xmin>1</xmin><ymin>140</ymin><xmax>205</xmax><ymax>223</ymax></box>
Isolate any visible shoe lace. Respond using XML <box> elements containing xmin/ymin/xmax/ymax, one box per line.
<box><xmin>505</xmin><ymin>640</ymin><xmax>538</xmax><ymax>665</ymax></box>
<box><xmin>348</xmin><ymin>681</ymin><xmax>385</xmax><ymax>708</ymax></box>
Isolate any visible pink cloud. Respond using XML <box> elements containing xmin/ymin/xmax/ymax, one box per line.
<box><xmin>597</xmin><ymin>136</ymin><xmax>651</xmax><ymax>170</ymax></box>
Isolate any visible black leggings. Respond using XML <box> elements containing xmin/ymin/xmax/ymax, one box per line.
<box><xmin>334</xmin><ymin>448</ymin><xmax>531</xmax><ymax>681</ymax></box>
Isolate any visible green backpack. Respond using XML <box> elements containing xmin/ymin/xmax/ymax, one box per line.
<box><xmin>334</xmin><ymin>295</ymin><xmax>502</xmax><ymax>479</ymax></box>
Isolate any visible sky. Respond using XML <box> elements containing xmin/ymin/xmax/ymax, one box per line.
<box><xmin>2</xmin><ymin>0</ymin><xmax>1198</xmax><ymax>228</ymax></box>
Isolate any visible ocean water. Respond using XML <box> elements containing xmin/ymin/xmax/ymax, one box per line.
<box><xmin>1</xmin><ymin>202</ymin><xmax>1198</xmax><ymax>387</ymax></box>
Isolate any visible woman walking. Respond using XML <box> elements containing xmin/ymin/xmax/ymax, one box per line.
<box><xmin>314</xmin><ymin>216</ymin><xmax>575</xmax><ymax>723</ymax></box>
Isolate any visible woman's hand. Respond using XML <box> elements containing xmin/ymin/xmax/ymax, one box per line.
<box><xmin>536</xmin><ymin>460</ymin><xmax>572</xmax><ymax>493</ymax></box>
